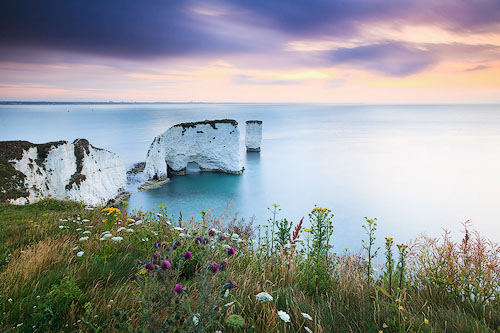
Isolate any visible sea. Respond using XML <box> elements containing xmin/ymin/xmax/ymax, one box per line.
<box><xmin>1</xmin><ymin>103</ymin><xmax>499</xmax><ymax>251</ymax></box>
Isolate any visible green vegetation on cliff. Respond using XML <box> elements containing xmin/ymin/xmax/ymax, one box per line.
<box><xmin>0</xmin><ymin>200</ymin><xmax>499</xmax><ymax>332</ymax></box>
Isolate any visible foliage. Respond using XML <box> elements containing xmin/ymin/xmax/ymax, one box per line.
<box><xmin>1</xmin><ymin>199</ymin><xmax>499</xmax><ymax>332</ymax></box>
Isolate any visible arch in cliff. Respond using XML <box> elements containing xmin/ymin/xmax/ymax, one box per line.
<box><xmin>144</xmin><ymin>119</ymin><xmax>244</xmax><ymax>181</ymax></box>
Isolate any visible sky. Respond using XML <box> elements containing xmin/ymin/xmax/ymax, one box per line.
<box><xmin>1</xmin><ymin>0</ymin><xmax>500</xmax><ymax>103</ymax></box>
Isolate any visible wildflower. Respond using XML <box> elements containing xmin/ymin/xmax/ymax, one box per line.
<box><xmin>8</xmin><ymin>298</ymin><xmax>13</xmax><ymax>303</ymax></box>
<box><xmin>76</xmin><ymin>228</ymin><xmax>82</xmax><ymax>231</ymax></box>
<box><xmin>218</xmin><ymin>259</ymin><xmax>229</xmax><ymax>271</ymax></box>
<box><xmin>398</xmin><ymin>305</ymin><xmax>403</xmax><ymax>310</ymax></box>
<box><xmin>139</xmin><ymin>268</ymin><xmax>147</xmax><ymax>275</ymax></box>
<box><xmin>231</xmin><ymin>233</ymin><xmax>239</xmax><ymax>240</ymax></box>
<box><xmin>79</xmin><ymin>236</ymin><xmax>89</xmax><ymax>241</ymax></box>
<box><xmin>111</xmin><ymin>236</ymin><xmax>123</xmax><ymax>242</ymax></box>
<box><xmin>76</xmin><ymin>251</ymin><xmax>85</xmax><ymax>257</ymax></box>
<box><xmin>135</xmin><ymin>220</ymin><xmax>143</xmax><ymax>225</ymax></box>
<box><xmin>174</xmin><ymin>227</ymin><xmax>185</xmax><ymax>232</ymax></box>
<box><xmin>424</xmin><ymin>318</ymin><xmax>429</xmax><ymax>324</ymax></box>
<box><xmin>207</xmin><ymin>260</ymin><xmax>219</xmax><ymax>273</ymax></box>
<box><xmin>192</xmin><ymin>315</ymin><xmax>199</xmax><ymax>326</ymax></box>
<box><xmin>304</xmin><ymin>228</ymin><xmax>312</xmax><ymax>232</ymax></box>
<box><xmin>161</xmin><ymin>260</ymin><xmax>171</xmax><ymax>270</ymax></box>
<box><xmin>82</xmin><ymin>230</ymin><xmax>91</xmax><ymax>235</ymax></box>
<box><xmin>117</xmin><ymin>227</ymin><xmax>126</xmax><ymax>232</ymax></box>
<box><xmin>385</xmin><ymin>237</ymin><xmax>393</xmax><ymax>241</ymax></box>
<box><xmin>59</xmin><ymin>225</ymin><xmax>67</xmax><ymax>229</ymax></box>
<box><xmin>382</xmin><ymin>323</ymin><xmax>388</xmax><ymax>328</ymax></box>
<box><xmin>305</xmin><ymin>327</ymin><xmax>313</xmax><ymax>333</ymax></box>
<box><xmin>224</xmin><ymin>301</ymin><xmax>235</xmax><ymax>307</ymax></box>
<box><xmin>179</xmin><ymin>233</ymin><xmax>186</xmax><ymax>237</ymax></box>
<box><xmin>256</xmin><ymin>292</ymin><xmax>273</xmax><ymax>303</ymax></box>
<box><xmin>224</xmin><ymin>289</ymin><xmax>230</xmax><ymax>298</ymax></box>
<box><xmin>122</xmin><ymin>200</ymin><xmax>129</xmax><ymax>205</ymax></box>
<box><xmin>145</xmin><ymin>263</ymin><xmax>154</xmax><ymax>271</ymax></box>
<box><xmin>36</xmin><ymin>296</ymin><xmax>40</xmax><ymax>300</ymax></box>
<box><xmin>227</xmin><ymin>247</ymin><xmax>236</xmax><ymax>256</ymax></box>
<box><xmin>126</xmin><ymin>229</ymin><xmax>134</xmax><ymax>233</ymax></box>
<box><xmin>194</xmin><ymin>236</ymin><xmax>203</xmax><ymax>244</ymax></box>
<box><xmin>277</xmin><ymin>310</ymin><xmax>290</xmax><ymax>323</ymax></box>
<box><xmin>301</xmin><ymin>313</ymin><xmax>313</xmax><ymax>321</ymax></box>
<box><xmin>223</xmin><ymin>280</ymin><xmax>237</xmax><ymax>289</ymax></box>
<box><xmin>225</xmin><ymin>314</ymin><xmax>245</xmax><ymax>330</ymax></box>
<box><xmin>73</xmin><ymin>246</ymin><xmax>79</xmax><ymax>250</ymax></box>
<box><xmin>208</xmin><ymin>228</ymin><xmax>216</xmax><ymax>236</ymax></box>
<box><xmin>174</xmin><ymin>284</ymin><xmax>185</xmax><ymax>295</ymax></box>
<box><xmin>184</xmin><ymin>251</ymin><xmax>193</xmax><ymax>260</ymax></box>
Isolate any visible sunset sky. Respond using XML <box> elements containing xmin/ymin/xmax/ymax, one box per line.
<box><xmin>1</xmin><ymin>0</ymin><xmax>499</xmax><ymax>103</ymax></box>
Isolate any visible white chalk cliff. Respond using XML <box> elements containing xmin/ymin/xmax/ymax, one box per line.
<box><xmin>144</xmin><ymin>119</ymin><xmax>243</xmax><ymax>180</ymax></box>
<box><xmin>245</xmin><ymin>120</ymin><xmax>263</xmax><ymax>152</ymax></box>
<box><xmin>0</xmin><ymin>139</ymin><xmax>127</xmax><ymax>205</ymax></box>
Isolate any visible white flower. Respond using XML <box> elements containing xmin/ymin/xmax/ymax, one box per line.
<box><xmin>102</xmin><ymin>233</ymin><xmax>113</xmax><ymax>239</ymax></box>
<box><xmin>76</xmin><ymin>251</ymin><xmax>84</xmax><ymax>257</ymax></box>
<box><xmin>156</xmin><ymin>213</ymin><xmax>163</xmax><ymax>217</ymax></box>
<box><xmin>179</xmin><ymin>233</ymin><xmax>186</xmax><ymax>237</ymax></box>
<box><xmin>84</xmin><ymin>225</ymin><xmax>94</xmax><ymax>228</ymax></box>
<box><xmin>82</xmin><ymin>231</ymin><xmax>91</xmax><ymax>235</ymax></box>
<box><xmin>192</xmin><ymin>315</ymin><xmax>199</xmax><ymax>326</ymax></box>
<box><xmin>305</xmin><ymin>327</ymin><xmax>313</xmax><ymax>333</ymax></box>
<box><xmin>141</xmin><ymin>238</ymin><xmax>149</xmax><ymax>242</ymax></box>
<box><xmin>231</xmin><ymin>233</ymin><xmax>239</xmax><ymax>239</ymax></box>
<box><xmin>126</xmin><ymin>229</ymin><xmax>134</xmax><ymax>233</ymax></box>
<box><xmin>117</xmin><ymin>227</ymin><xmax>126</xmax><ymax>233</ymax></box>
<box><xmin>224</xmin><ymin>289</ymin><xmax>230</xmax><ymax>298</ymax></box>
<box><xmin>59</xmin><ymin>225</ymin><xmax>67</xmax><ymax>229</ymax></box>
<box><xmin>222</xmin><ymin>244</ymin><xmax>230</xmax><ymax>249</ymax></box>
<box><xmin>73</xmin><ymin>246</ymin><xmax>79</xmax><ymax>250</ymax></box>
<box><xmin>76</xmin><ymin>228</ymin><xmax>82</xmax><ymax>231</ymax></box>
<box><xmin>256</xmin><ymin>292</ymin><xmax>273</xmax><ymax>303</ymax></box>
<box><xmin>8</xmin><ymin>298</ymin><xmax>13</xmax><ymax>303</ymax></box>
<box><xmin>101</xmin><ymin>231</ymin><xmax>111</xmax><ymax>235</ymax></box>
<box><xmin>301</xmin><ymin>313</ymin><xmax>312</xmax><ymax>321</ymax></box>
<box><xmin>82</xmin><ymin>219</ymin><xmax>89</xmax><ymax>222</ymax></box>
<box><xmin>174</xmin><ymin>227</ymin><xmax>184</xmax><ymax>231</ymax></box>
<box><xmin>277</xmin><ymin>310</ymin><xmax>290</xmax><ymax>323</ymax></box>
<box><xmin>79</xmin><ymin>237</ymin><xmax>89</xmax><ymax>241</ymax></box>
<box><xmin>135</xmin><ymin>220</ymin><xmax>143</xmax><ymax>225</ymax></box>
<box><xmin>111</xmin><ymin>237</ymin><xmax>123</xmax><ymax>242</ymax></box>
<box><xmin>224</xmin><ymin>301</ymin><xmax>234</xmax><ymax>307</ymax></box>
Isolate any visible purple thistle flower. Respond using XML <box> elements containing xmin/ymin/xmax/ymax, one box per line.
<box><xmin>227</xmin><ymin>247</ymin><xmax>235</xmax><ymax>256</ymax></box>
<box><xmin>194</xmin><ymin>236</ymin><xmax>203</xmax><ymax>244</ymax></box>
<box><xmin>207</xmin><ymin>260</ymin><xmax>219</xmax><ymax>274</ymax></box>
<box><xmin>218</xmin><ymin>259</ymin><xmax>229</xmax><ymax>271</ymax></box>
<box><xmin>208</xmin><ymin>228</ymin><xmax>216</xmax><ymax>237</ymax></box>
<box><xmin>174</xmin><ymin>284</ymin><xmax>185</xmax><ymax>295</ymax></box>
<box><xmin>223</xmin><ymin>280</ymin><xmax>237</xmax><ymax>289</ymax></box>
<box><xmin>154</xmin><ymin>241</ymin><xmax>161</xmax><ymax>248</ymax></box>
<box><xmin>184</xmin><ymin>251</ymin><xmax>193</xmax><ymax>260</ymax></box>
<box><xmin>145</xmin><ymin>262</ymin><xmax>154</xmax><ymax>271</ymax></box>
<box><xmin>161</xmin><ymin>260</ymin><xmax>171</xmax><ymax>270</ymax></box>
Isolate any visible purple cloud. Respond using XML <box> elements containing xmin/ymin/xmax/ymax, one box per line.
<box><xmin>330</xmin><ymin>42</ymin><xmax>437</xmax><ymax>76</ymax></box>
<box><xmin>233</xmin><ymin>74</ymin><xmax>301</xmax><ymax>85</ymax></box>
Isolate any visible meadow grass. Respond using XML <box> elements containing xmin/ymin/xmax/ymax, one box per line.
<box><xmin>0</xmin><ymin>199</ymin><xmax>499</xmax><ymax>332</ymax></box>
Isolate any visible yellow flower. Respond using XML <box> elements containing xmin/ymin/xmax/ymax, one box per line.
<box><xmin>382</xmin><ymin>323</ymin><xmax>388</xmax><ymax>328</ymax></box>
<box><xmin>379</xmin><ymin>331</ymin><xmax>383</xmax><ymax>333</ymax></box>
<box><xmin>122</xmin><ymin>200</ymin><xmax>129</xmax><ymax>205</ymax></box>
<box><xmin>398</xmin><ymin>305</ymin><xmax>403</xmax><ymax>310</ymax></box>
<box><xmin>304</xmin><ymin>228</ymin><xmax>312</xmax><ymax>233</ymax></box>
<box><xmin>83</xmin><ymin>301</ymin><xmax>91</xmax><ymax>309</ymax></box>
<box><xmin>385</xmin><ymin>237</ymin><xmax>393</xmax><ymax>241</ymax></box>
<box><xmin>424</xmin><ymin>318</ymin><xmax>429</xmax><ymax>324</ymax></box>
<box><xmin>139</xmin><ymin>268</ymin><xmax>147</xmax><ymax>275</ymax></box>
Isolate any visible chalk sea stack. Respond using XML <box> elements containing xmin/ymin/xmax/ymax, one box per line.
<box><xmin>144</xmin><ymin>119</ymin><xmax>244</xmax><ymax>183</ymax></box>
<box><xmin>245</xmin><ymin>120</ymin><xmax>262</xmax><ymax>152</ymax></box>
<box><xmin>0</xmin><ymin>139</ymin><xmax>127</xmax><ymax>205</ymax></box>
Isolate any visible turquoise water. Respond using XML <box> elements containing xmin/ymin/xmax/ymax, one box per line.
<box><xmin>1</xmin><ymin>103</ymin><xmax>500</xmax><ymax>250</ymax></box>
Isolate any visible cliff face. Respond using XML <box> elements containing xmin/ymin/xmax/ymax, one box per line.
<box><xmin>0</xmin><ymin>139</ymin><xmax>127</xmax><ymax>205</ymax></box>
<box><xmin>144</xmin><ymin>119</ymin><xmax>243</xmax><ymax>180</ymax></box>
<box><xmin>245</xmin><ymin>120</ymin><xmax>263</xmax><ymax>152</ymax></box>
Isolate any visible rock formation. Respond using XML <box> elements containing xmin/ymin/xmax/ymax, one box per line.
<box><xmin>245</xmin><ymin>120</ymin><xmax>263</xmax><ymax>152</ymax></box>
<box><xmin>0</xmin><ymin>139</ymin><xmax>127</xmax><ymax>205</ymax></box>
<box><xmin>144</xmin><ymin>119</ymin><xmax>243</xmax><ymax>181</ymax></box>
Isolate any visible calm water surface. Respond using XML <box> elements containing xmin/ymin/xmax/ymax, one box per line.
<box><xmin>1</xmin><ymin>104</ymin><xmax>500</xmax><ymax>251</ymax></box>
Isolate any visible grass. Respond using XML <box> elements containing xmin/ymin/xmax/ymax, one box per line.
<box><xmin>0</xmin><ymin>199</ymin><xmax>499</xmax><ymax>332</ymax></box>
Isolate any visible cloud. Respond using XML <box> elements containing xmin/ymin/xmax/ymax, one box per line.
<box><xmin>328</xmin><ymin>42</ymin><xmax>500</xmax><ymax>76</ymax></box>
<box><xmin>329</xmin><ymin>42</ymin><xmax>437</xmax><ymax>76</ymax></box>
<box><xmin>233</xmin><ymin>74</ymin><xmax>301</xmax><ymax>85</ymax></box>
<box><xmin>464</xmin><ymin>65</ymin><xmax>490</xmax><ymax>72</ymax></box>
